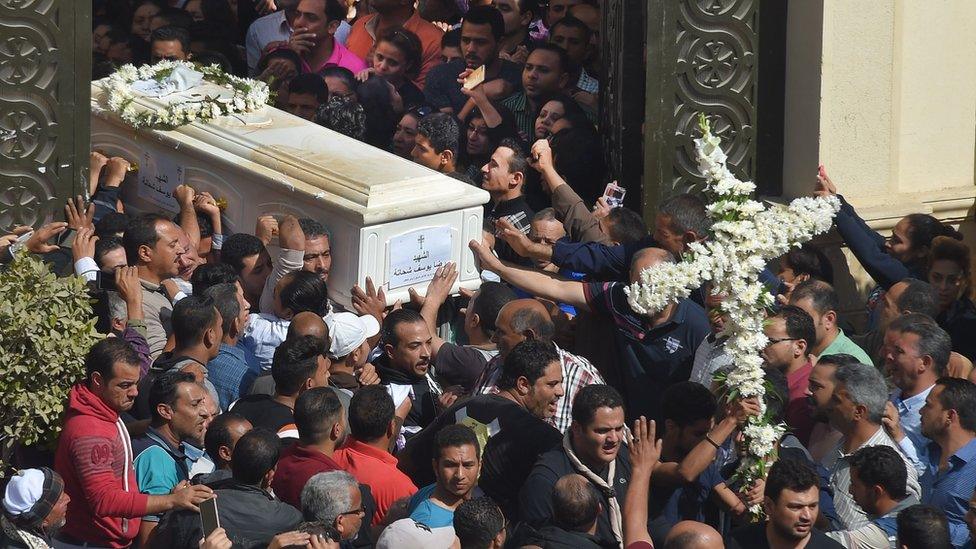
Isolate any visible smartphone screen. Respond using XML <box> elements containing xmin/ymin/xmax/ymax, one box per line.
<box><xmin>199</xmin><ymin>497</ymin><xmax>219</xmax><ymax>538</ymax></box>
<box><xmin>95</xmin><ymin>271</ymin><xmax>118</xmax><ymax>292</ymax></box>
<box><xmin>57</xmin><ymin>229</ymin><xmax>77</xmax><ymax>249</ymax></box>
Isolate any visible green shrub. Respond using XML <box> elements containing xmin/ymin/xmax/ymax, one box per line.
<box><xmin>0</xmin><ymin>252</ymin><xmax>102</xmax><ymax>471</ymax></box>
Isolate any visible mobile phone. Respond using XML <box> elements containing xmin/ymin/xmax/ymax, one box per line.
<box><xmin>602</xmin><ymin>181</ymin><xmax>626</xmax><ymax>209</ymax></box>
<box><xmin>95</xmin><ymin>271</ymin><xmax>118</xmax><ymax>292</ymax></box>
<box><xmin>199</xmin><ymin>497</ymin><xmax>220</xmax><ymax>539</ymax></box>
<box><xmin>57</xmin><ymin>229</ymin><xmax>77</xmax><ymax>249</ymax></box>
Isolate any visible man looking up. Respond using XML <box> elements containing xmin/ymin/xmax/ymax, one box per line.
<box><xmin>761</xmin><ymin>305</ymin><xmax>817</xmax><ymax>444</ymax></box>
<box><xmin>399</xmin><ymin>340</ymin><xmax>565</xmax><ymax>519</ymax></box>
<box><xmin>289</xmin><ymin>0</ymin><xmax>366</xmax><ymax>75</ymax></box>
<box><xmin>407</xmin><ymin>424</ymin><xmax>483</xmax><ymax>528</ymax></box>
<box><xmin>425</xmin><ymin>6</ymin><xmax>522</xmax><ymax>114</ymax></box>
<box><xmin>482</xmin><ymin>138</ymin><xmax>535</xmax><ymax>263</ymax></box>
<box><xmin>132</xmin><ymin>371</ymin><xmax>211</xmax><ymax>545</ymax></box>
<box><xmin>827</xmin><ymin>445</ymin><xmax>919</xmax><ymax>548</ymax></box>
<box><xmin>521</xmin><ymin>385</ymin><xmax>630</xmax><ymax>547</ymax></box>
<box><xmin>346</xmin><ymin>0</ymin><xmax>444</xmax><ymax>88</ymax></box>
<box><xmin>474</xmin><ymin>298</ymin><xmax>604</xmax><ymax>433</ymax></box>
<box><xmin>501</xmin><ymin>44</ymin><xmax>570</xmax><ymax>140</ymax></box>
<box><xmin>823</xmin><ymin>361</ymin><xmax>920</xmax><ymax>530</ymax></box>
<box><xmin>919</xmin><ymin>377</ymin><xmax>976</xmax><ymax>547</ymax></box>
<box><xmin>54</xmin><ymin>339</ymin><xmax>212</xmax><ymax>548</ymax></box>
<box><xmin>123</xmin><ymin>213</ymin><xmax>186</xmax><ymax>359</ymax></box>
<box><xmin>789</xmin><ymin>279</ymin><xmax>873</xmax><ymax>365</ymax></box>
<box><xmin>726</xmin><ymin>458</ymin><xmax>843</xmax><ymax>549</ymax></box>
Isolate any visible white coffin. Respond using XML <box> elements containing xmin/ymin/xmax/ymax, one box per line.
<box><xmin>90</xmin><ymin>79</ymin><xmax>489</xmax><ymax>308</ymax></box>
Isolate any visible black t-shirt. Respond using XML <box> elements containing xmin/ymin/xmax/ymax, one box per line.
<box><xmin>519</xmin><ymin>444</ymin><xmax>632</xmax><ymax>547</ymax></box>
<box><xmin>725</xmin><ymin>523</ymin><xmax>844</xmax><ymax>549</ymax></box>
<box><xmin>399</xmin><ymin>394</ymin><xmax>562</xmax><ymax>519</ymax></box>
<box><xmin>230</xmin><ymin>394</ymin><xmax>295</xmax><ymax>438</ymax></box>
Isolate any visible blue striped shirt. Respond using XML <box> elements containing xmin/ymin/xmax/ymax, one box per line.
<box><xmin>922</xmin><ymin>438</ymin><xmax>976</xmax><ymax>547</ymax></box>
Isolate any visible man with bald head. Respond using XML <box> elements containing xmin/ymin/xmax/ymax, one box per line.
<box><xmin>470</xmin><ymin>241</ymin><xmax>709</xmax><ymax>422</ymax></box>
<box><xmin>663</xmin><ymin>521</ymin><xmax>724</xmax><ymax>549</ymax></box>
<box><xmin>514</xmin><ymin>473</ymin><xmax>607</xmax><ymax>547</ymax></box>
<box><xmin>473</xmin><ymin>298</ymin><xmax>604</xmax><ymax>433</ymax></box>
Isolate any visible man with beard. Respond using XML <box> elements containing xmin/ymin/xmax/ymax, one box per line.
<box><xmin>424</xmin><ymin>6</ymin><xmax>522</xmax><ymax>114</ymax></box>
<box><xmin>132</xmin><ymin>371</ymin><xmax>212</xmax><ymax>546</ymax></box>
<box><xmin>298</xmin><ymin>218</ymin><xmax>333</xmax><ymax>284</ymax></box>
<box><xmin>520</xmin><ymin>384</ymin><xmax>630</xmax><ymax>547</ymax></box>
<box><xmin>805</xmin><ymin>354</ymin><xmax>856</xmax><ymax>462</ymax></box>
<box><xmin>1</xmin><ymin>468</ymin><xmax>70</xmax><ymax>548</ymax></box>
<box><xmin>727</xmin><ymin>458</ymin><xmax>843</xmax><ymax>549</ymax></box>
<box><xmin>399</xmin><ymin>340</ymin><xmax>564</xmax><ymax>519</ymax></box>
<box><xmin>374</xmin><ymin>309</ymin><xmax>439</xmax><ymax>439</ymax></box>
<box><xmin>54</xmin><ymin>339</ymin><xmax>212</xmax><ymax>548</ymax></box>
<box><xmin>406</xmin><ymin>424</ymin><xmax>483</xmax><ymax>527</ymax></box>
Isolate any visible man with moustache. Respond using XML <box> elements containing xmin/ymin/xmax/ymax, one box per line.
<box><xmin>54</xmin><ymin>339</ymin><xmax>212</xmax><ymax>548</ymax></box>
<box><xmin>1</xmin><ymin>468</ymin><xmax>70</xmax><ymax>548</ymax></box>
<box><xmin>407</xmin><ymin>425</ymin><xmax>483</xmax><ymax>527</ymax></box>
<box><xmin>520</xmin><ymin>385</ymin><xmax>630</xmax><ymax>547</ymax></box>
<box><xmin>399</xmin><ymin>340</ymin><xmax>565</xmax><ymax>519</ymax></box>
<box><xmin>375</xmin><ymin>309</ymin><xmax>439</xmax><ymax>439</ymax></box>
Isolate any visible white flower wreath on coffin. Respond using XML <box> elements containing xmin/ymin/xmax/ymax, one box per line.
<box><xmin>102</xmin><ymin>60</ymin><xmax>270</xmax><ymax>130</ymax></box>
<box><xmin>625</xmin><ymin>114</ymin><xmax>840</xmax><ymax>516</ymax></box>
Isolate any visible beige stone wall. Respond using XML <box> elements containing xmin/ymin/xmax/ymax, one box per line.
<box><xmin>781</xmin><ymin>0</ymin><xmax>976</xmax><ymax>323</ymax></box>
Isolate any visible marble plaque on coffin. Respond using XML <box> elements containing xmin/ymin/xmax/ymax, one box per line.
<box><xmin>91</xmin><ymin>78</ymin><xmax>490</xmax><ymax>308</ymax></box>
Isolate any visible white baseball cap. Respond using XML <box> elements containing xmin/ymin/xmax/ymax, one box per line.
<box><xmin>376</xmin><ymin>519</ymin><xmax>458</xmax><ymax>549</ymax></box>
<box><xmin>327</xmin><ymin>312</ymin><xmax>380</xmax><ymax>358</ymax></box>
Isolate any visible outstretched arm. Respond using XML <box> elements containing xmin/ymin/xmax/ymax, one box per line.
<box><xmin>469</xmin><ymin>239</ymin><xmax>590</xmax><ymax>312</ymax></box>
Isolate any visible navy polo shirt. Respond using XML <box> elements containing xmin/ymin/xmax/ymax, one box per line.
<box><xmin>584</xmin><ymin>281</ymin><xmax>709</xmax><ymax>422</ymax></box>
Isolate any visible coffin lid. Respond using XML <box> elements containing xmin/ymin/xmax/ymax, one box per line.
<box><xmin>91</xmin><ymin>78</ymin><xmax>490</xmax><ymax>225</ymax></box>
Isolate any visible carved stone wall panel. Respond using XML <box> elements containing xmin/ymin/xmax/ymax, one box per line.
<box><xmin>0</xmin><ymin>0</ymin><xmax>89</xmax><ymax>229</ymax></box>
<box><xmin>644</xmin><ymin>0</ymin><xmax>760</xmax><ymax>214</ymax></box>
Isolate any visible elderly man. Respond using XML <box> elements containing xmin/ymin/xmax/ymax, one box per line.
<box><xmin>1</xmin><ymin>468</ymin><xmax>70</xmax><ymax>548</ymax></box>
<box><xmin>301</xmin><ymin>471</ymin><xmax>365</xmax><ymax>544</ymax></box>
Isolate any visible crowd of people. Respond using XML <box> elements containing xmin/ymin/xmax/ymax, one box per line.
<box><xmin>2</xmin><ymin>0</ymin><xmax>976</xmax><ymax>548</ymax></box>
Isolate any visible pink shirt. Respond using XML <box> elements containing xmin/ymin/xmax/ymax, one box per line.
<box><xmin>298</xmin><ymin>39</ymin><xmax>368</xmax><ymax>75</ymax></box>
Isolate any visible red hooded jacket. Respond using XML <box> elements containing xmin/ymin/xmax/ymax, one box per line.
<box><xmin>54</xmin><ymin>383</ymin><xmax>149</xmax><ymax>548</ymax></box>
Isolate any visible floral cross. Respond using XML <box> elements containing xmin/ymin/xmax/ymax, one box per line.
<box><xmin>625</xmin><ymin>114</ymin><xmax>840</xmax><ymax>512</ymax></box>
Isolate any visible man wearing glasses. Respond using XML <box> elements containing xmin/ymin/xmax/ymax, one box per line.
<box><xmin>761</xmin><ymin>305</ymin><xmax>818</xmax><ymax>445</ymax></box>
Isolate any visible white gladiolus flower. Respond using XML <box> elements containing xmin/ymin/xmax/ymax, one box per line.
<box><xmin>629</xmin><ymin>116</ymin><xmax>839</xmax><ymax>511</ymax></box>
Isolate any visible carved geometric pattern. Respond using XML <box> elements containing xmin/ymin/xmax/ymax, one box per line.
<box><xmin>661</xmin><ymin>0</ymin><xmax>759</xmax><ymax>192</ymax></box>
<box><xmin>0</xmin><ymin>0</ymin><xmax>86</xmax><ymax>230</ymax></box>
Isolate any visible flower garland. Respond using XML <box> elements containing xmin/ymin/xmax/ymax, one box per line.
<box><xmin>624</xmin><ymin>114</ymin><xmax>840</xmax><ymax>514</ymax></box>
<box><xmin>102</xmin><ymin>60</ymin><xmax>270</xmax><ymax>129</ymax></box>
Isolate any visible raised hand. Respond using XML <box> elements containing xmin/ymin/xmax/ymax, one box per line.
<box><xmin>494</xmin><ymin>217</ymin><xmax>535</xmax><ymax>258</ymax></box>
<box><xmin>629</xmin><ymin>416</ymin><xmax>662</xmax><ymax>472</ymax></box>
<box><xmin>104</xmin><ymin>157</ymin><xmax>131</xmax><ymax>187</ymax></box>
<box><xmin>468</xmin><ymin>238</ymin><xmax>503</xmax><ymax>273</ymax></box>
<box><xmin>351</xmin><ymin>276</ymin><xmax>387</xmax><ymax>321</ymax></box>
<box><xmin>25</xmin><ymin>222</ymin><xmax>67</xmax><ymax>255</ymax></box>
<box><xmin>255</xmin><ymin>215</ymin><xmax>279</xmax><ymax>245</ymax></box>
<box><xmin>814</xmin><ymin>164</ymin><xmax>837</xmax><ymax>197</ymax></box>
<box><xmin>65</xmin><ymin>196</ymin><xmax>94</xmax><ymax>230</ymax></box>
<box><xmin>288</xmin><ymin>27</ymin><xmax>317</xmax><ymax>55</ymax></box>
<box><xmin>72</xmin><ymin>227</ymin><xmax>98</xmax><ymax>263</ymax></box>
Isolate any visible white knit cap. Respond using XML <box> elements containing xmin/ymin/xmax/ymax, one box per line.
<box><xmin>3</xmin><ymin>469</ymin><xmax>46</xmax><ymax>515</ymax></box>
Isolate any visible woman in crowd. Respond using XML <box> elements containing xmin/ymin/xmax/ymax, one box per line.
<box><xmin>129</xmin><ymin>0</ymin><xmax>164</xmax><ymax>64</ymax></box>
<box><xmin>256</xmin><ymin>48</ymin><xmax>303</xmax><ymax>106</ymax></box>
<box><xmin>359</xmin><ymin>27</ymin><xmax>427</xmax><ymax>111</ymax></box>
<box><xmin>356</xmin><ymin>76</ymin><xmax>401</xmax><ymax>150</ymax></box>
<box><xmin>534</xmin><ymin>94</ymin><xmax>590</xmax><ymax>140</ymax></box>
<box><xmin>928</xmin><ymin>236</ymin><xmax>976</xmax><ymax>361</ymax></box>
<box><xmin>392</xmin><ymin>106</ymin><xmax>432</xmax><ymax>159</ymax></box>
<box><xmin>815</xmin><ymin>168</ymin><xmax>963</xmax><ymax>325</ymax></box>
